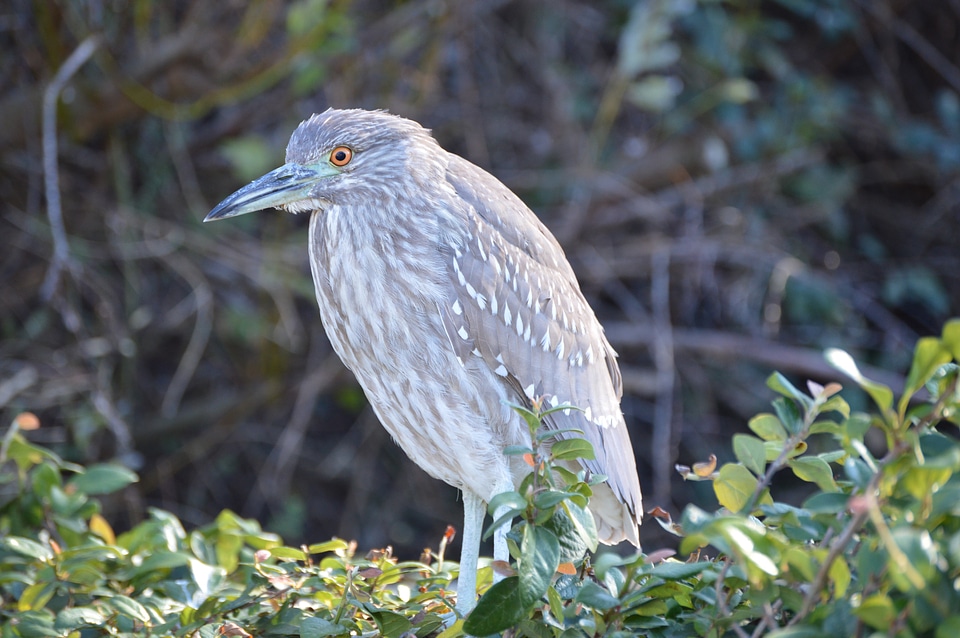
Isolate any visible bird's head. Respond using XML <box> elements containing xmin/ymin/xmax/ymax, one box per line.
<box><xmin>204</xmin><ymin>108</ymin><xmax>443</xmax><ymax>222</ymax></box>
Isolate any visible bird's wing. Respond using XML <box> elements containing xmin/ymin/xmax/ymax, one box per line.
<box><xmin>437</xmin><ymin>154</ymin><xmax>642</xmax><ymax>526</ymax></box>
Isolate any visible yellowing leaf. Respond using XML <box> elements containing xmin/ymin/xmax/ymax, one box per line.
<box><xmin>829</xmin><ymin>556</ymin><xmax>851</xmax><ymax>598</ymax></box>
<box><xmin>89</xmin><ymin>513</ymin><xmax>116</xmax><ymax>545</ymax></box>
<box><xmin>713</xmin><ymin>464</ymin><xmax>757</xmax><ymax>513</ymax></box>
<box><xmin>856</xmin><ymin>593</ymin><xmax>895</xmax><ymax>630</ymax></box>
<box><xmin>15</xmin><ymin>412</ymin><xmax>40</xmax><ymax>430</ymax></box>
<box><xmin>748</xmin><ymin>413</ymin><xmax>788</xmax><ymax>441</ymax></box>
<box><xmin>692</xmin><ymin>454</ymin><xmax>717</xmax><ymax>477</ymax></box>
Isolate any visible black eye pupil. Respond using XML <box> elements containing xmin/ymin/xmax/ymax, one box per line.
<box><xmin>335</xmin><ymin>151</ymin><xmax>346</xmax><ymax>161</ymax></box>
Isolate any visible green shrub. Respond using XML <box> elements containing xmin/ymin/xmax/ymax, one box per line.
<box><xmin>3</xmin><ymin>319</ymin><xmax>959</xmax><ymax>636</ymax></box>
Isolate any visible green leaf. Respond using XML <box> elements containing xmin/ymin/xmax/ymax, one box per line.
<box><xmin>54</xmin><ymin>606</ymin><xmax>106</xmax><ymax>630</ymax></box>
<box><xmin>764</xmin><ymin>439</ymin><xmax>806</xmax><ymax>461</ymax></box>
<box><xmin>488</xmin><ymin>491</ymin><xmax>527</xmax><ymax>514</ymax></box>
<box><xmin>890</xmin><ymin>527</ymin><xmax>938</xmax><ymax>590</ymax></box>
<box><xmin>829</xmin><ymin>557</ymin><xmax>851</xmax><ymax>598</ymax></box>
<box><xmin>633</xmin><ymin>599</ymin><xmax>669</xmax><ymax>616</ymax></box>
<box><xmin>843</xmin><ymin>458</ymin><xmax>873</xmax><ymax>490</ymax></box>
<box><xmin>533</xmin><ymin>490</ymin><xmax>573</xmax><ymax>510</ymax></box>
<box><xmin>724</xmin><ymin>525</ymin><xmax>778</xmax><ymax>576</ymax></box>
<box><xmin>307</xmin><ymin>539</ymin><xmax>350</xmax><ymax>555</ymax></box>
<box><xmin>772</xmin><ymin>397</ymin><xmax>803</xmax><ymax>435</ymax></box>
<box><xmin>519</xmin><ymin>526</ymin><xmax>560</xmax><ymax>607</ymax></box>
<box><xmin>818</xmin><ymin>395</ymin><xmax>851</xmax><ymax>419</ymax></box>
<box><xmin>855</xmin><ymin>593</ymin><xmax>895</xmax><ymax>630</ymax></box>
<box><xmin>106</xmin><ymin>595</ymin><xmax>151</xmax><ymax>623</ymax></box>
<box><xmin>369</xmin><ymin>610</ymin><xmax>411</xmax><ymax>638</ymax></box>
<box><xmin>647</xmin><ymin>560</ymin><xmax>709</xmax><ymax>580</ymax></box>
<box><xmin>270</xmin><ymin>546</ymin><xmax>308</xmax><ymax>561</ymax></box>
<box><xmin>733</xmin><ymin>434</ymin><xmax>766</xmax><ymax>476</ymax></box>
<box><xmin>825</xmin><ymin>348</ymin><xmax>893</xmax><ymax>414</ymax></box>
<box><xmin>784</xmin><ymin>546</ymin><xmax>816</xmax><ymax>581</ymax></box>
<box><xmin>2</xmin><ymin>536</ymin><xmax>54</xmax><ymax>561</ymax></box>
<box><xmin>301</xmin><ymin>616</ymin><xmax>350</xmax><ymax>638</ymax></box>
<box><xmin>17</xmin><ymin>582</ymin><xmax>56</xmax><ymax>612</ymax></box>
<box><xmin>485</xmin><ymin>491</ymin><xmax>527</xmax><ymax>540</ymax></box>
<box><xmin>936</xmin><ymin>616</ymin><xmax>960</xmax><ymax>638</ymax></box>
<box><xmin>551</xmin><ymin>438</ymin><xmax>596</xmax><ymax>461</ymax></box>
<box><xmin>560</xmin><ymin>500</ymin><xmax>598</xmax><ymax>552</ymax></box>
<box><xmin>10</xmin><ymin>611</ymin><xmax>59</xmax><ymax>637</ymax></box>
<box><xmin>463</xmin><ymin>576</ymin><xmax>526</xmax><ymax>635</ymax></box>
<box><xmin>748</xmin><ymin>413</ymin><xmax>788</xmax><ymax>441</ymax></box>
<box><xmin>541</xmin><ymin>508</ymin><xmax>589</xmax><ymax>563</ymax></box>
<box><xmin>547</xmin><ymin>585</ymin><xmax>565</xmax><ymax>624</ymax></box>
<box><xmin>766</xmin><ymin>628</ymin><xmax>825</xmax><ymax>638</ymax></box>
<box><xmin>767</xmin><ymin>372</ymin><xmax>812</xmax><ymax>407</ymax></box>
<box><xmin>803</xmin><ymin>491</ymin><xmax>849</xmax><ymax>514</ymax></box>
<box><xmin>67</xmin><ymin>463</ymin><xmax>138</xmax><ymax>495</ymax></box>
<box><xmin>506</xmin><ymin>402</ymin><xmax>547</xmax><ymax>434</ymax></box>
<box><xmin>575</xmin><ymin>580</ymin><xmax>620</xmax><ymax>611</ymax></box>
<box><xmin>788</xmin><ymin>456</ymin><xmax>837</xmax><ymax>491</ymax></box>
<box><xmin>900</xmin><ymin>336</ymin><xmax>951</xmax><ymax>411</ymax></box>
<box><xmin>713</xmin><ymin>464</ymin><xmax>758</xmax><ymax>513</ymax></box>
<box><xmin>942</xmin><ymin>319</ymin><xmax>960</xmax><ymax>359</ymax></box>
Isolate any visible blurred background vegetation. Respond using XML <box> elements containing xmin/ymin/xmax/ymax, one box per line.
<box><xmin>2</xmin><ymin>0</ymin><xmax>958</xmax><ymax>558</ymax></box>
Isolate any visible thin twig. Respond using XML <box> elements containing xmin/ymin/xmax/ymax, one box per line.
<box><xmin>857</xmin><ymin>0</ymin><xmax>960</xmax><ymax>96</ymax></box>
<box><xmin>40</xmin><ymin>35</ymin><xmax>100</xmax><ymax>301</ymax></box>
<box><xmin>651</xmin><ymin>248</ymin><xmax>675</xmax><ymax>505</ymax></box>
<box><xmin>160</xmin><ymin>253</ymin><xmax>214</xmax><ymax>418</ymax></box>
<box><xmin>715</xmin><ymin>558</ymin><xmax>750</xmax><ymax>638</ymax></box>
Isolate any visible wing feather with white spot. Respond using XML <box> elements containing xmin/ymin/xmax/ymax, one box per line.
<box><xmin>437</xmin><ymin>154</ymin><xmax>642</xmax><ymax>530</ymax></box>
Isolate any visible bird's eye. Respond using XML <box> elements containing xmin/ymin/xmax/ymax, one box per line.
<box><xmin>330</xmin><ymin>146</ymin><xmax>353</xmax><ymax>167</ymax></box>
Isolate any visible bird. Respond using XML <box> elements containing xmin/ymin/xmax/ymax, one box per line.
<box><xmin>204</xmin><ymin>108</ymin><xmax>642</xmax><ymax>614</ymax></box>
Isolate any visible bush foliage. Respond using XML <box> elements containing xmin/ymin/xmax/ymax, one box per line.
<box><xmin>3</xmin><ymin>320</ymin><xmax>959</xmax><ymax>637</ymax></box>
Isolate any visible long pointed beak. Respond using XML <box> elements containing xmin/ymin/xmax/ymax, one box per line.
<box><xmin>203</xmin><ymin>163</ymin><xmax>330</xmax><ymax>222</ymax></box>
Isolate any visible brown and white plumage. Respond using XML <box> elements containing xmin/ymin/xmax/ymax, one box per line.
<box><xmin>205</xmin><ymin>108</ymin><xmax>642</xmax><ymax>613</ymax></box>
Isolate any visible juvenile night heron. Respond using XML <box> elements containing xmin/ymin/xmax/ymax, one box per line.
<box><xmin>205</xmin><ymin>109</ymin><xmax>642</xmax><ymax>613</ymax></box>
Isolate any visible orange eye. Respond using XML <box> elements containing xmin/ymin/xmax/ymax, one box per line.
<box><xmin>330</xmin><ymin>146</ymin><xmax>353</xmax><ymax>167</ymax></box>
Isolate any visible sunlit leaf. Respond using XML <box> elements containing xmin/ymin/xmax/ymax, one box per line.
<box><xmin>942</xmin><ymin>319</ymin><xmax>960</xmax><ymax>359</ymax></box>
<box><xmin>825</xmin><ymin>348</ymin><xmax>893</xmax><ymax>414</ymax></box>
<box><xmin>855</xmin><ymin>593</ymin><xmax>895</xmax><ymax>630</ymax></box>
<box><xmin>561</xmin><ymin>500</ymin><xmax>598</xmax><ymax>552</ymax></box>
<box><xmin>551</xmin><ymin>438</ymin><xmax>595</xmax><ymax>461</ymax></box>
<box><xmin>106</xmin><ymin>595</ymin><xmax>151</xmax><ymax>623</ymax></box>
<box><xmin>306</xmin><ymin>539</ymin><xmax>350</xmax><ymax>555</ymax></box>
<box><xmin>900</xmin><ymin>336</ymin><xmax>951</xmax><ymax>413</ymax></box>
<box><xmin>3</xmin><ymin>536</ymin><xmax>54</xmax><ymax>561</ymax></box>
<box><xmin>748</xmin><ymin>413</ymin><xmax>788</xmax><ymax>441</ymax></box>
<box><xmin>788</xmin><ymin>456</ymin><xmax>837</xmax><ymax>491</ymax></box>
<box><xmin>54</xmin><ymin>606</ymin><xmax>106</xmax><ymax>630</ymax></box>
<box><xmin>733</xmin><ymin>434</ymin><xmax>766</xmax><ymax>476</ymax></box>
<box><xmin>767</xmin><ymin>372</ymin><xmax>812</xmax><ymax>407</ymax></box>
<box><xmin>829</xmin><ymin>556</ymin><xmax>851</xmax><ymax>598</ymax></box>
<box><xmin>67</xmin><ymin>463</ymin><xmax>138</xmax><ymax>496</ymax></box>
<box><xmin>713</xmin><ymin>464</ymin><xmax>758</xmax><ymax>512</ymax></box>
<box><xmin>89</xmin><ymin>513</ymin><xmax>116</xmax><ymax>545</ymax></box>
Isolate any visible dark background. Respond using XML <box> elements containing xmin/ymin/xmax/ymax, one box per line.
<box><xmin>2</xmin><ymin>0</ymin><xmax>958</xmax><ymax>558</ymax></box>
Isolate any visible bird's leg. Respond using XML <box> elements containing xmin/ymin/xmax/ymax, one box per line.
<box><xmin>456</xmin><ymin>489</ymin><xmax>484</xmax><ymax>614</ymax></box>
